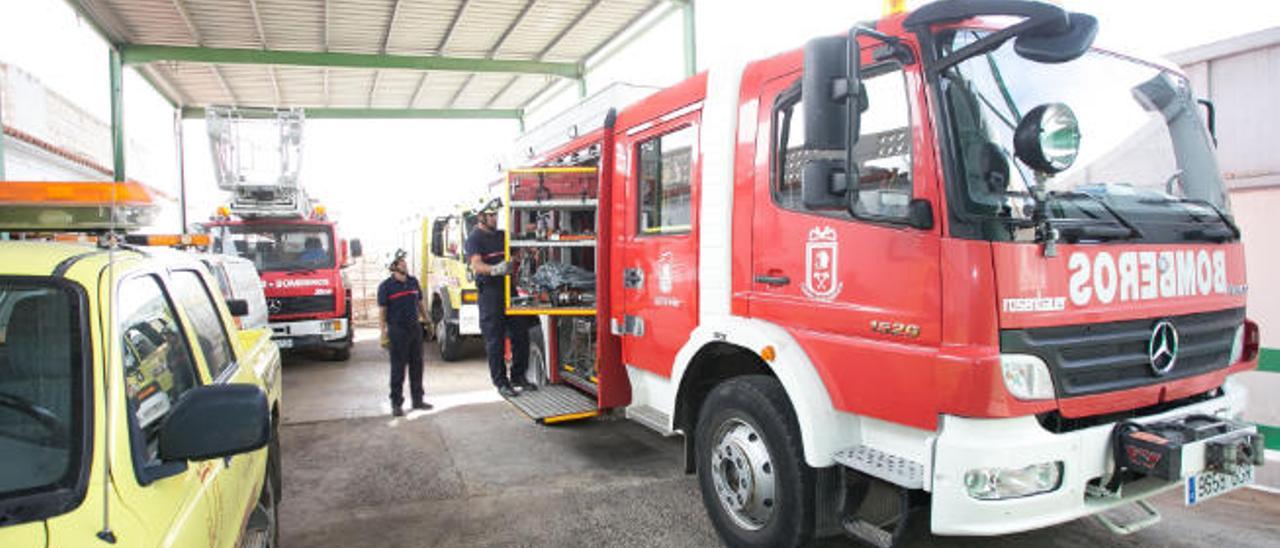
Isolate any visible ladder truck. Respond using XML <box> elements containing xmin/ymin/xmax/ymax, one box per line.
<box><xmin>202</xmin><ymin>107</ymin><xmax>362</xmax><ymax>360</ymax></box>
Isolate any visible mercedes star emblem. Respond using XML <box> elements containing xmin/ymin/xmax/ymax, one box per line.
<box><xmin>1148</xmin><ymin>320</ymin><xmax>1179</xmax><ymax>376</ymax></box>
<box><xmin>268</xmin><ymin>299</ymin><xmax>282</xmax><ymax>314</ymax></box>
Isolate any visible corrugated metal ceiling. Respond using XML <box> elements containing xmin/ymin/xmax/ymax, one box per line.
<box><xmin>69</xmin><ymin>0</ymin><xmax>661</xmax><ymax>113</ymax></box>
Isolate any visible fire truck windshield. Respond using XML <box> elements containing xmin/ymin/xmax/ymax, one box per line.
<box><xmin>938</xmin><ymin>30</ymin><xmax>1234</xmax><ymax>244</ymax></box>
<box><xmin>210</xmin><ymin>224</ymin><xmax>335</xmax><ymax>271</ymax></box>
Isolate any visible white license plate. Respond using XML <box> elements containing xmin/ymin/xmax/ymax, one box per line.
<box><xmin>274</xmin><ymin>338</ymin><xmax>293</xmax><ymax>349</ymax></box>
<box><xmin>1185</xmin><ymin>464</ymin><xmax>1254</xmax><ymax>506</ymax></box>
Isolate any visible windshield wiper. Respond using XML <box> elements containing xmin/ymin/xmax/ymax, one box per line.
<box><xmin>1139</xmin><ymin>196</ymin><xmax>1240</xmax><ymax>241</ymax></box>
<box><xmin>1045</xmin><ymin>191</ymin><xmax>1144</xmax><ymax>241</ymax></box>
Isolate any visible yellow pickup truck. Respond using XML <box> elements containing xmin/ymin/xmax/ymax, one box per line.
<box><xmin>0</xmin><ymin>182</ymin><xmax>283</xmax><ymax>548</ymax></box>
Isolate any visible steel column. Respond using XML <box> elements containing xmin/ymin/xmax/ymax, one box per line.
<box><xmin>0</xmin><ymin>82</ymin><xmax>7</xmax><ymax>180</ymax></box>
<box><xmin>680</xmin><ymin>0</ymin><xmax>696</xmax><ymax>77</ymax></box>
<box><xmin>110</xmin><ymin>48</ymin><xmax>125</xmax><ymax>182</ymax></box>
<box><xmin>174</xmin><ymin>110</ymin><xmax>187</xmax><ymax>232</ymax></box>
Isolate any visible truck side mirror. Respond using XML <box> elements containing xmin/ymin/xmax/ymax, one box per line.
<box><xmin>801</xmin><ymin>33</ymin><xmax>862</xmax><ymax>210</ymax></box>
<box><xmin>430</xmin><ymin>219</ymin><xmax>447</xmax><ymax>257</ymax></box>
<box><xmin>350</xmin><ymin>239</ymin><xmax>363</xmax><ymax>258</ymax></box>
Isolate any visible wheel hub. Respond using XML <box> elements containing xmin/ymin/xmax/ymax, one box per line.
<box><xmin>710</xmin><ymin>418</ymin><xmax>775</xmax><ymax>531</ymax></box>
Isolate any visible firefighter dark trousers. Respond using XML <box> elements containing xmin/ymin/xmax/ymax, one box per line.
<box><xmin>388</xmin><ymin>322</ymin><xmax>425</xmax><ymax>407</ymax></box>
<box><xmin>478</xmin><ymin>285</ymin><xmax>528</xmax><ymax>388</ymax></box>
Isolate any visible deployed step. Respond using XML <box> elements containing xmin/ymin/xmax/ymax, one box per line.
<box><xmin>504</xmin><ymin>384</ymin><xmax>598</xmax><ymax>424</ymax></box>
<box><xmin>833</xmin><ymin>445</ymin><xmax>925</xmax><ymax>489</ymax></box>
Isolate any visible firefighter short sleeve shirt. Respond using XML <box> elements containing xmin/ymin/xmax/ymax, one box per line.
<box><xmin>378</xmin><ymin>275</ymin><xmax>421</xmax><ymax>327</ymax></box>
<box><xmin>465</xmin><ymin>228</ymin><xmax>506</xmax><ymax>289</ymax></box>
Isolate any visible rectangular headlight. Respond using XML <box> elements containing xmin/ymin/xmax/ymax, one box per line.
<box><xmin>965</xmin><ymin>462</ymin><xmax>1063</xmax><ymax>500</ymax></box>
<box><xmin>1000</xmin><ymin>354</ymin><xmax>1055</xmax><ymax>400</ymax></box>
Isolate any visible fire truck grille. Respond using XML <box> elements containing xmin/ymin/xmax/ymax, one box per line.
<box><xmin>1000</xmin><ymin>308</ymin><xmax>1244</xmax><ymax>398</ymax></box>
<box><xmin>269</xmin><ymin>295</ymin><xmax>334</xmax><ymax>316</ymax></box>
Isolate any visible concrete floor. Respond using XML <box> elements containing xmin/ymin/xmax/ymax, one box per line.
<box><xmin>279</xmin><ymin>329</ymin><xmax>1280</xmax><ymax>548</ymax></box>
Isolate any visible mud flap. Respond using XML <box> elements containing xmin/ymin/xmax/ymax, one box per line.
<box><xmin>839</xmin><ymin>470</ymin><xmax>929</xmax><ymax>548</ymax></box>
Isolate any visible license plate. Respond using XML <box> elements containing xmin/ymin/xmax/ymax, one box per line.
<box><xmin>274</xmin><ymin>338</ymin><xmax>293</xmax><ymax>349</ymax></box>
<box><xmin>1185</xmin><ymin>464</ymin><xmax>1254</xmax><ymax>506</ymax></box>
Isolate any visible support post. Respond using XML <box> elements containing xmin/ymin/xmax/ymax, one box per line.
<box><xmin>0</xmin><ymin>82</ymin><xmax>7</xmax><ymax>180</ymax></box>
<box><xmin>518</xmin><ymin>114</ymin><xmax>526</xmax><ymax>134</ymax></box>
<box><xmin>680</xmin><ymin>0</ymin><xmax>697</xmax><ymax>77</ymax></box>
<box><xmin>110</xmin><ymin>48</ymin><xmax>125</xmax><ymax>182</ymax></box>
<box><xmin>577</xmin><ymin>78</ymin><xmax>588</xmax><ymax>99</ymax></box>
<box><xmin>174</xmin><ymin>109</ymin><xmax>187</xmax><ymax>233</ymax></box>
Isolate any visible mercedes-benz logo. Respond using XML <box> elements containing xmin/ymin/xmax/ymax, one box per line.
<box><xmin>268</xmin><ymin>299</ymin><xmax>283</xmax><ymax>314</ymax></box>
<box><xmin>1148</xmin><ymin>320</ymin><xmax>1179</xmax><ymax>376</ymax></box>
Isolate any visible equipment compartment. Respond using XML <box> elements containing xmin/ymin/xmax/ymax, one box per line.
<box><xmin>504</xmin><ymin>167</ymin><xmax>599</xmax><ymax>316</ymax></box>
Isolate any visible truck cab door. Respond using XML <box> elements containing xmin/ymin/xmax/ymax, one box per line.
<box><xmin>615</xmin><ymin>111</ymin><xmax>702</xmax><ymax>380</ymax></box>
<box><xmin>748</xmin><ymin>61</ymin><xmax>944</xmax><ymax>429</ymax></box>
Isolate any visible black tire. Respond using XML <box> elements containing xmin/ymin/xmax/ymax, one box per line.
<box><xmin>329</xmin><ymin>346</ymin><xmax>351</xmax><ymax>361</ymax></box>
<box><xmin>268</xmin><ymin>418</ymin><xmax>282</xmax><ymax>501</ymax></box>
<box><xmin>695</xmin><ymin>376</ymin><xmax>814</xmax><ymax>548</ymax></box>
<box><xmin>524</xmin><ymin>324</ymin><xmax>547</xmax><ymax>386</ymax></box>
<box><xmin>244</xmin><ymin>436</ymin><xmax>281</xmax><ymax>548</ymax></box>
<box><xmin>437</xmin><ymin>318</ymin><xmax>462</xmax><ymax>362</ymax></box>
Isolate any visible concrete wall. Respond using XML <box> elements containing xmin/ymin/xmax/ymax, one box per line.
<box><xmin>1171</xmin><ymin>27</ymin><xmax>1280</xmax><ymax>447</ymax></box>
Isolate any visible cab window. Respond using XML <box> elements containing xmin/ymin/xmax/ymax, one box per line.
<box><xmin>119</xmin><ymin>275</ymin><xmax>200</xmax><ymax>466</ymax></box>
<box><xmin>170</xmin><ymin>270</ymin><xmax>237</xmax><ymax>380</ymax></box>
<box><xmin>775</xmin><ymin>63</ymin><xmax>914</xmax><ymax>221</ymax></box>
<box><xmin>0</xmin><ymin>278</ymin><xmax>86</xmax><ymax>507</ymax></box>
<box><xmin>637</xmin><ymin>125</ymin><xmax>695</xmax><ymax>234</ymax></box>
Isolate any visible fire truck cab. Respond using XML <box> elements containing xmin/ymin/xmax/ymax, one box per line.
<box><xmin>504</xmin><ymin>1</ymin><xmax>1265</xmax><ymax>546</ymax></box>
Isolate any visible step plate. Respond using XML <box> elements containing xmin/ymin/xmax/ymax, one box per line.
<box><xmin>504</xmin><ymin>384</ymin><xmax>599</xmax><ymax>424</ymax></box>
<box><xmin>833</xmin><ymin>445</ymin><xmax>925</xmax><ymax>489</ymax></box>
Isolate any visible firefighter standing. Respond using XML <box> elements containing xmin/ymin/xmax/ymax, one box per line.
<box><xmin>465</xmin><ymin>198</ymin><xmax>537</xmax><ymax>398</ymax></box>
<box><xmin>378</xmin><ymin>250</ymin><xmax>433</xmax><ymax>416</ymax></box>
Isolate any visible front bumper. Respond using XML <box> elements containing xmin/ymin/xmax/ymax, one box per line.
<box><xmin>270</xmin><ymin>317</ymin><xmax>349</xmax><ymax>350</ymax></box>
<box><xmin>930</xmin><ymin>377</ymin><xmax>1250</xmax><ymax>536</ymax></box>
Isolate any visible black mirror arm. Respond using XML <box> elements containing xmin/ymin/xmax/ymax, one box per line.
<box><xmin>929</xmin><ymin>19</ymin><xmax>1036</xmax><ymax>75</ymax></box>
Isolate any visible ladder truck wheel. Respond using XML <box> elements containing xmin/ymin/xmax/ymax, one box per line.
<box><xmin>695</xmin><ymin>375</ymin><xmax>814</xmax><ymax>548</ymax></box>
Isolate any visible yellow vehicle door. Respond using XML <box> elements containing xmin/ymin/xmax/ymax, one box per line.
<box><xmin>168</xmin><ymin>269</ymin><xmax>265</xmax><ymax>544</ymax></box>
<box><xmin>111</xmin><ymin>273</ymin><xmax>225</xmax><ymax>547</ymax></box>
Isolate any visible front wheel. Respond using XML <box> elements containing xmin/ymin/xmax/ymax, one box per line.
<box><xmin>437</xmin><ymin>318</ymin><xmax>462</xmax><ymax>362</ymax></box>
<box><xmin>695</xmin><ymin>376</ymin><xmax>814</xmax><ymax>548</ymax></box>
<box><xmin>243</xmin><ymin>446</ymin><xmax>280</xmax><ymax>548</ymax></box>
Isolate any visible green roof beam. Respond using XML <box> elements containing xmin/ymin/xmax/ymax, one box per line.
<box><xmin>122</xmin><ymin>45</ymin><xmax>582</xmax><ymax>79</ymax></box>
<box><xmin>181</xmin><ymin>107</ymin><xmax>524</xmax><ymax>120</ymax></box>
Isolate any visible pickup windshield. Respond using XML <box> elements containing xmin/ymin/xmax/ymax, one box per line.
<box><xmin>938</xmin><ymin>30</ymin><xmax>1233</xmax><ymax>243</ymax></box>
<box><xmin>210</xmin><ymin>224</ymin><xmax>335</xmax><ymax>271</ymax></box>
<box><xmin>0</xmin><ymin>279</ymin><xmax>84</xmax><ymax>518</ymax></box>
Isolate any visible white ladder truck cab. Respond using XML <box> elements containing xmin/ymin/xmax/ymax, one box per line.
<box><xmin>202</xmin><ymin>107</ymin><xmax>363</xmax><ymax>360</ymax></box>
<box><xmin>497</xmin><ymin>1</ymin><xmax>1266</xmax><ymax>547</ymax></box>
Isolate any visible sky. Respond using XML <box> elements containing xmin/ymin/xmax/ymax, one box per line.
<box><xmin>2</xmin><ymin>0</ymin><xmax>1278</xmax><ymax>254</ymax></box>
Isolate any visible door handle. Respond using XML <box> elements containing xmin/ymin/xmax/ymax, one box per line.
<box><xmin>754</xmin><ymin>274</ymin><xmax>791</xmax><ymax>286</ymax></box>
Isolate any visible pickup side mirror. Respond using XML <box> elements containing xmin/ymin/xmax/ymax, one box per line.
<box><xmin>159</xmin><ymin>385</ymin><xmax>269</xmax><ymax>462</ymax></box>
<box><xmin>350</xmin><ymin>239</ymin><xmax>363</xmax><ymax>258</ymax></box>
<box><xmin>226</xmin><ymin>299</ymin><xmax>250</xmax><ymax>317</ymax></box>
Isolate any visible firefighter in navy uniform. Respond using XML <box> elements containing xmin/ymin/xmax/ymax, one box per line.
<box><xmin>465</xmin><ymin>198</ymin><xmax>537</xmax><ymax>398</ymax></box>
<box><xmin>378</xmin><ymin>250</ymin><xmax>433</xmax><ymax>416</ymax></box>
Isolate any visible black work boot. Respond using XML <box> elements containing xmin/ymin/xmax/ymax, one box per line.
<box><xmin>412</xmin><ymin>401</ymin><xmax>434</xmax><ymax>411</ymax></box>
<box><xmin>498</xmin><ymin>385</ymin><xmax>518</xmax><ymax>398</ymax></box>
<box><xmin>391</xmin><ymin>406</ymin><xmax>405</xmax><ymax>417</ymax></box>
<box><xmin>513</xmin><ymin>381</ymin><xmax>539</xmax><ymax>392</ymax></box>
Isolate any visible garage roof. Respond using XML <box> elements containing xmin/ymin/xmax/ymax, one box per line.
<box><xmin>67</xmin><ymin>0</ymin><xmax>663</xmax><ymax>118</ymax></box>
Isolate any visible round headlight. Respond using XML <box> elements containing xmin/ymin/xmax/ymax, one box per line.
<box><xmin>1014</xmin><ymin>103</ymin><xmax>1081</xmax><ymax>174</ymax></box>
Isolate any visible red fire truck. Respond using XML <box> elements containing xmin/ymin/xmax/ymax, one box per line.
<box><xmin>202</xmin><ymin>107</ymin><xmax>362</xmax><ymax>360</ymax></box>
<box><xmin>500</xmin><ymin>1</ymin><xmax>1265</xmax><ymax>546</ymax></box>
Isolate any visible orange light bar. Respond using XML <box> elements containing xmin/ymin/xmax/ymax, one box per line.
<box><xmin>215</xmin><ymin>205</ymin><xmax>231</xmax><ymax>218</ymax></box>
<box><xmin>124</xmin><ymin>234</ymin><xmax>212</xmax><ymax>247</ymax></box>
<box><xmin>313</xmin><ymin>204</ymin><xmax>327</xmax><ymax>218</ymax></box>
<box><xmin>0</xmin><ymin>181</ymin><xmax>160</xmax><ymax>207</ymax></box>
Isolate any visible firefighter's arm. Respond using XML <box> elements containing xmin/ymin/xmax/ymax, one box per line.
<box><xmin>470</xmin><ymin>254</ymin><xmax>509</xmax><ymax>276</ymax></box>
